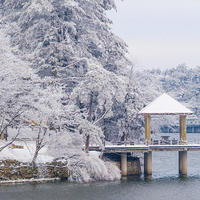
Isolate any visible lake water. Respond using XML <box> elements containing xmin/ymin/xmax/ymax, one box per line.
<box><xmin>1</xmin><ymin>133</ymin><xmax>200</xmax><ymax>200</ymax></box>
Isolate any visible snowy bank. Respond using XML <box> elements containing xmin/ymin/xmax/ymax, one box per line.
<box><xmin>0</xmin><ymin>139</ymin><xmax>121</xmax><ymax>183</ymax></box>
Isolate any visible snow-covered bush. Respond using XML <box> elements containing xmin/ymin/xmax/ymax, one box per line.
<box><xmin>48</xmin><ymin>132</ymin><xmax>120</xmax><ymax>182</ymax></box>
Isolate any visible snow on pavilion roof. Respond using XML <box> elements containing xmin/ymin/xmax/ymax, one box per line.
<box><xmin>139</xmin><ymin>93</ymin><xmax>193</xmax><ymax>115</ymax></box>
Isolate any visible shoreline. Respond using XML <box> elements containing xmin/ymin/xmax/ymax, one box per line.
<box><xmin>0</xmin><ymin>177</ymin><xmax>61</xmax><ymax>185</ymax></box>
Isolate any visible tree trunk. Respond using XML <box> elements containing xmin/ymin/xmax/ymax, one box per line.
<box><xmin>32</xmin><ymin>149</ymin><xmax>39</xmax><ymax>168</ymax></box>
<box><xmin>85</xmin><ymin>92</ymin><xmax>93</xmax><ymax>153</ymax></box>
<box><xmin>85</xmin><ymin>135</ymin><xmax>90</xmax><ymax>153</ymax></box>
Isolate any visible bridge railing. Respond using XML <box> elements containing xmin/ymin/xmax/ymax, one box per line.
<box><xmin>150</xmin><ymin>139</ymin><xmax>200</xmax><ymax>145</ymax></box>
<box><xmin>107</xmin><ymin>139</ymin><xmax>200</xmax><ymax>146</ymax></box>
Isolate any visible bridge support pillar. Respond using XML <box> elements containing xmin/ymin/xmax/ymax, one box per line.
<box><xmin>179</xmin><ymin>151</ymin><xmax>187</xmax><ymax>176</ymax></box>
<box><xmin>121</xmin><ymin>153</ymin><xmax>127</xmax><ymax>176</ymax></box>
<box><xmin>144</xmin><ymin>152</ymin><xmax>152</xmax><ymax>175</ymax></box>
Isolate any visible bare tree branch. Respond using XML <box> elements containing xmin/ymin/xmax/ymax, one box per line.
<box><xmin>93</xmin><ymin>108</ymin><xmax>111</xmax><ymax>125</ymax></box>
<box><xmin>0</xmin><ymin>128</ymin><xmax>21</xmax><ymax>152</ymax></box>
<box><xmin>0</xmin><ymin>109</ymin><xmax>24</xmax><ymax>137</ymax></box>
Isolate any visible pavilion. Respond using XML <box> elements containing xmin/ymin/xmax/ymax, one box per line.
<box><xmin>139</xmin><ymin>93</ymin><xmax>193</xmax><ymax>176</ymax></box>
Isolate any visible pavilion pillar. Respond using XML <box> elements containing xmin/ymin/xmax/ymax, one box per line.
<box><xmin>121</xmin><ymin>153</ymin><xmax>127</xmax><ymax>176</ymax></box>
<box><xmin>179</xmin><ymin>115</ymin><xmax>187</xmax><ymax>144</ymax></box>
<box><xmin>178</xmin><ymin>115</ymin><xmax>187</xmax><ymax>175</ymax></box>
<box><xmin>144</xmin><ymin>152</ymin><xmax>152</xmax><ymax>175</ymax></box>
<box><xmin>145</xmin><ymin>114</ymin><xmax>151</xmax><ymax>145</ymax></box>
<box><xmin>179</xmin><ymin>151</ymin><xmax>187</xmax><ymax>176</ymax></box>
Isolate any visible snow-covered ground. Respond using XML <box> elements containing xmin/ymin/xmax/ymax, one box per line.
<box><xmin>0</xmin><ymin>127</ymin><xmax>54</xmax><ymax>163</ymax></box>
<box><xmin>0</xmin><ymin>140</ymin><xmax>53</xmax><ymax>163</ymax></box>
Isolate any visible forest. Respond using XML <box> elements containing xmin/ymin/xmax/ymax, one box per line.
<box><xmin>0</xmin><ymin>0</ymin><xmax>199</xmax><ymax>182</ymax></box>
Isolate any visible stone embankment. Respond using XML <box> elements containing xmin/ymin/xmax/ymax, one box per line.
<box><xmin>0</xmin><ymin>160</ymin><xmax>69</xmax><ymax>181</ymax></box>
<box><xmin>0</xmin><ymin>154</ymin><xmax>141</xmax><ymax>183</ymax></box>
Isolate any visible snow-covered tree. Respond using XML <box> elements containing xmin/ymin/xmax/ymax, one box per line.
<box><xmin>0</xmin><ymin>27</ymin><xmax>67</xmax><ymax>165</ymax></box>
<box><xmin>1</xmin><ymin>0</ymin><xmax>129</xmax><ymax>77</ymax></box>
<box><xmin>0</xmin><ymin>26</ymin><xmax>65</xmax><ymax>127</ymax></box>
<box><xmin>69</xmin><ymin>63</ymin><xmax>127</xmax><ymax>144</ymax></box>
<box><xmin>0</xmin><ymin>28</ymin><xmax>36</xmax><ymax>136</ymax></box>
<box><xmin>0</xmin><ymin>0</ymin><xmax>145</xmax><ymax>143</ymax></box>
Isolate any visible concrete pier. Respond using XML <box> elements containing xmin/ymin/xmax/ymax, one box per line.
<box><xmin>179</xmin><ymin>115</ymin><xmax>187</xmax><ymax>175</ymax></box>
<box><xmin>144</xmin><ymin>152</ymin><xmax>152</xmax><ymax>175</ymax></box>
<box><xmin>179</xmin><ymin>151</ymin><xmax>187</xmax><ymax>175</ymax></box>
<box><xmin>121</xmin><ymin>153</ymin><xmax>127</xmax><ymax>176</ymax></box>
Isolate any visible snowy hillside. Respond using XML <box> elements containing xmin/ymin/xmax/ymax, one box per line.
<box><xmin>135</xmin><ymin>65</ymin><xmax>200</xmax><ymax>118</ymax></box>
<box><xmin>134</xmin><ymin>65</ymin><xmax>200</xmax><ymax>133</ymax></box>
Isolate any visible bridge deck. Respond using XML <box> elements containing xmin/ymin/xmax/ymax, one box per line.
<box><xmin>89</xmin><ymin>144</ymin><xmax>200</xmax><ymax>153</ymax></box>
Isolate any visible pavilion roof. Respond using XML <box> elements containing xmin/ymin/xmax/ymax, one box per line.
<box><xmin>139</xmin><ymin>93</ymin><xmax>193</xmax><ymax>115</ymax></box>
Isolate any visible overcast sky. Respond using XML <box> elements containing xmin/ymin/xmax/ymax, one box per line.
<box><xmin>108</xmin><ymin>0</ymin><xmax>200</xmax><ymax>69</ymax></box>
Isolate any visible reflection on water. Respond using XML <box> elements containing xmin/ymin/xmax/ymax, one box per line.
<box><xmin>1</xmin><ymin>133</ymin><xmax>200</xmax><ymax>200</ymax></box>
<box><xmin>1</xmin><ymin>176</ymin><xmax>200</xmax><ymax>200</ymax></box>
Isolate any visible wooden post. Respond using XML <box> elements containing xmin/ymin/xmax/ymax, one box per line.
<box><xmin>145</xmin><ymin>114</ymin><xmax>151</xmax><ymax>145</ymax></box>
<box><xmin>121</xmin><ymin>153</ymin><xmax>128</xmax><ymax>176</ymax></box>
<box><xmin>179</xmin><ymin>151</ymin><xmax>187</xmax><ymax>176</ymax></box>
<box><xmin>144</xmin><ymin>152</ymin><xmax>152</xmax><ymax>175</ymax></box>
<box><xmin>180</xmin><ymin>115</ymin><xmax>187</xmax><ymax>144</ymax></box>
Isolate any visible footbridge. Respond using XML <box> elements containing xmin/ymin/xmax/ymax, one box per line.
<box><xmin>103</xmin><ymin>144</ymin><xmax>200</xmax><ymax>153</ymax></box>
<box><xmin>91</xmin><ymin>93</ymin><xmax>199</xmax><ymax>177</ymax></box>
<box><xmin>90</xmin><ymin>143</ymin><xmax>200</xmax><ymax>176</ymax></box>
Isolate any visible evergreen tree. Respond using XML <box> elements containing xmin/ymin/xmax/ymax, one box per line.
<box><xmin>1</xmin><ymin>0</ymin><xmax>145</xmax><ymax>142</ymax></box>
